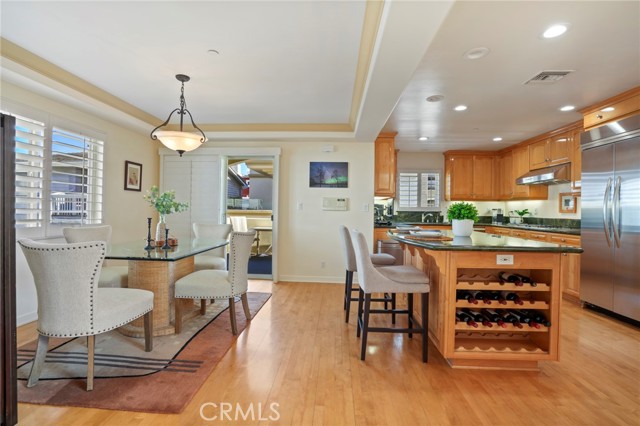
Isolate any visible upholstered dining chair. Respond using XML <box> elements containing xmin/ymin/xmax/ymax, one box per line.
<box><xmin>62</xmin><ymin>225</ymin><xmax>128</xmax><ymax>288</ymax></box>
<box><xmin>174</xmin><ymin>230</ymin><xmax>256</xmax><ymax>335</ymax></box>
<box><xmin>228</xmin><ymin>216</ymin><xmax>249</xmax><ymax>232</ymax></box>
<box><xmin>350</xmin><ymin>229</ymin><xmax>430</xmax><ymax>362</ymax></box>
<box><xmin>192</xmin><ymin>223</ymin><xmax>233</xmax><ymax>271</ymax></box>
<box><xmin>19</xmin><ymin>239</ymin><xmax>154</xmax><ymax>391</ymax></box>
<box><xmin>338</xmin><ymin>225</ymin><xmax>396</xmax><ymax>323</ymax></box>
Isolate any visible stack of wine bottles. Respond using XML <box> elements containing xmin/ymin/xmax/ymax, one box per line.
<box><xmin>456</xmin><ymin>290</ymin><xmax>528</xmax><ymax>305</ymax></box>
<box><xmin>455</xmin><ymin>308</ymin><xmax>550</xmax><ymax>329</ymax></box>
<box><xmin>498</xmin><ymin>271</ymin><xmax>537</xmax><ymax>287</ymax></box>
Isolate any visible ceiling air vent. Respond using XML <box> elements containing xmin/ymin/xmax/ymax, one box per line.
<box><xmin>523</xmin><ymin>70</ymin><xmax>573</xmax><ymax>85</ymax></box>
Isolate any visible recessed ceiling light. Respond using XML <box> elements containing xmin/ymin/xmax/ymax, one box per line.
<box><xmin>560</xmin><ymin>105</ymin><xmax>575</xmax><ymax>112</ymax></box>
<box><xmin>601</xmin><ymin>107</ymin><xmax>615</xmax><ymax>112</ymax></box>
<box><xmin>464</xmin><ymin>47</ymin><xmax>490</xmax><ymax>60</ymax></box>
<box><xmin>543</xmin><ymin>24</ymin><xmax>569</xmax><ymax>39</ymax></box>
<box><xmin>493</xmin><ymin>137</ymin><xmax>503</xmax><ymax>142</ymax></box>
<box><xmin>426</xmin><ymin>95</ymin><xmax>444</xmax><ymax>102</ymax></box>
<box><xmin>418</xmin><ymin>136</ymin><xmax>429</xmax><ymax>141</ymax></box>
<box><xmin>454</xmin><ymin>105</ymin><xmax>468</xmax><ymax>111</ymax></box>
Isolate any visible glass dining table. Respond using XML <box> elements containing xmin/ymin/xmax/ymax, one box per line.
<box><xmin>105</xmin><ymin>238</ymin><xmax>228</xmax><ymax>337</ymax></box>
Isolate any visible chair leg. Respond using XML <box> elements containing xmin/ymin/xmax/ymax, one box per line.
<box><xmin>175</xmin><ymin>298</ymin><xmax>183</xmax><ymax>334</ymax></box>
<box><xmin>87</xmin><ymin>335</ymin><xmax>95</xmax><ymax>391</ymax></box>
<box><xmin>408</xmin><ymin>293</ymin><xmax>414</xmax><ymax>339</ymax></box>
<box><xmin>200</xmin><ymin>299</ymin><xmax>207</xmax><ymax>315</ymax></box>
<box><xmin>27</xmin><ymin>334</ymin><xmax>49</xmax><ymax>388</ymax></box>
<box><xmin>229</xmin><ymin>297</ymin><xmax>238</xmax><ymax>335</ymax></box>
<box><xmin>421</xmin><ymin>292</ymin><xmax>429</xmax><ymax>363</ymax></box>
<box><xmin>144</xmin><ymin>310</ymin><xmax>154</xmax><ymax>352</ymax></box>
<box><xmin>356</xmin><ymin>288</ymin><xmax>364</xmax><ymax>337</ymax></box>
<box><xmin>391</xmin><ymin>293</ymin><xmax>397</xmax><ymax>325</ymax></box>
<box><xmin>241</xmin><ymin>293</ymin><xmax>252</xmax><ymax>321</ymax></box>
<box><xmin>360</xmin><ymin>293</ymin><xmax>372</xmax><ymax>361</ymax></box>
<box><xmin>343</xmin><ymin>270</ymin><xmax>349</xmax><ymax>310</ymax></box>
<box><xmin>345</xmin><ymin>271</ymin><xmax>353</xmax><ymax>323</ymax></box>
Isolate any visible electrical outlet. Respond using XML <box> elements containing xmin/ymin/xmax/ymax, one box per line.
<box><xmin>496</xmin><ymin>254</ymin><xmax>514</xmax><ymax>265</ymax></box>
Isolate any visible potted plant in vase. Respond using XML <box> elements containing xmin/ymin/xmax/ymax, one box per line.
<box><xmin>447</xmin><ymin>201</ymin><xmax>479</xmax><ymax>237</ymax></box>
<box><xmin>144</xmin><ymin>186</ymin><xmax>189</xmax><ymax>245</ymax></box>
<box><xmin>513</xmin><ymin>209</ymin><xmax>530</xmax><ymax>224</ymax></box>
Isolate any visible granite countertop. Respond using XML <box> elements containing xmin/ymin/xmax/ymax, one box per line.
<box><xmin>376</xmin><ymin>222</ymin><xmax>580</xmax><ymax>236</ymax></box>
<box><xmin>387</xmin><ymin>230</ymin><xmax>583</xmax><ymax>253</ymax></box>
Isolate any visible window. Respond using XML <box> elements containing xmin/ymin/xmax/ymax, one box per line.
<box><xmin>4</xmin><ymin>107</ymin><xmax>104</xmax><ymax>237</ymax></box>
<box><xmin>397</xmin><ymin>170</ymin><xmax>440</xmax><ymax>211</ymax></box>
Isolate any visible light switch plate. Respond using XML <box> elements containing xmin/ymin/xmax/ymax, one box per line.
<box><xmin>496</xmin><ymin>254</ymin><xmax>514</xmax><ymax>265</ymax></box>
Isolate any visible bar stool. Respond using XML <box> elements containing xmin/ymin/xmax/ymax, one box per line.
<box><xmin>350</xmin><ymin>229</ymin><xmax>430</xmax><ymax>362</ymax></box>
<box><xmin>338</xmin><ymin>225</ymin><xmax>396</xmax><ymax>323</ymax></box>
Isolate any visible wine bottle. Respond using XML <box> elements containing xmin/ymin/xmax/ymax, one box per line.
<box><xmin>456</xmin><ymin>309</ymin><xmax>478</xmax><ymax>327</ymax></box>
<box><xmin>522</xmin><ymin>310</ymin><xmax>551</xmax><ymax>327</ymax></box>
<box><xmin>498</xmin><ymin>271</ymin><xmax>523</xmax><ymax>286</ymax></box>
<box><xmin>500</xmin><ymin>291</ymin><xmax>524</xmax><ymax>305</ymax></box>
<box><xmin>516</xmin><ymin>273</ymin><xmax>537</xmax><ymax>287</ymax></box>
<box><xmin>464</xmin><ymin>309</ymin><xmax>493</xmax><ymax>327</ymax></box>
<box><xmin>483</xmin><ymin>309</ymin><xmax>507</xmax><ymax>328</ymax></box>
<box><xmin>498</xmin><ymin>311</ymin><xmax>524</xmax><ymax>328</ymax></box>
<box><xmin>469</xmin><ymin>290</ymin><xmax>492</xmax><ymax>305</ymax></box>
<box><xmin>509</xmin><ymin>310</ymin><xmax>541</xmax><ymax>328</ymax></box>
<box><xmin>456</xmin><ymin>290</ymin><xmax>478</xmax><ymax>304</ymax></box>
<box><xmin>483</xmin><ymin>291</ymin><xmax>507</xmax><ymax>305</ymax></box>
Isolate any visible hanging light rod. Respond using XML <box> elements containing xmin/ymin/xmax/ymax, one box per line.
<box><xmin>150</xmin><ymin>74</ymin><xmax>207</xmax><ymax>156</ymax></box>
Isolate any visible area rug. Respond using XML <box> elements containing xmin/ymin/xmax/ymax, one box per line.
<box><xmin>16</xmin><ymin>292</ymin><xmax>271</xmax><ymax>414</ymax></box>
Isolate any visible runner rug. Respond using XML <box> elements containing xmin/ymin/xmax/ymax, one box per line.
<box><xmin>16</xmin><ymin>292</ymin><xmax>271</xmax><ymax>414</ymax></box>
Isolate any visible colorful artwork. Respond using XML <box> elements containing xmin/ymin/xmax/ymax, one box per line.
<box><xmin>309</xmin><ymin>162</ymin><xmax>348</xmax><ymax>188</ymax></box>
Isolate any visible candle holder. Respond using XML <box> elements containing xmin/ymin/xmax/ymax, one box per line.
<box><xmin>144</xmin><ymin>217</ymin><xmax>154</xmax><ymax>250</ymax></box>
<box><xmin>162</xmin><ymin>228</ymin><xmax>172</xmax><ymax>250</ymax></box>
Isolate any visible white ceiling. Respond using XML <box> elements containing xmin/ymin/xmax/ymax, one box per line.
<box><xmin>1</xmin><ymin>1</ymin><xmax>639</xmax><ymax>152</ymax></box>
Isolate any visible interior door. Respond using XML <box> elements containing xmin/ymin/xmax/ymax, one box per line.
<box><xmin>580</xmin><ymin>143</ymin><xmax>615</xmax><ymax>310</ymax></box>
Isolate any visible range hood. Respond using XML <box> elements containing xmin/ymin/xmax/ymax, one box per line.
<box><xmin>515</xmin><ymin>164</ymin><xmax>571</xmax><ymax>185</ymax></box>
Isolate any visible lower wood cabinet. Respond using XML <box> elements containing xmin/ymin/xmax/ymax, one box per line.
<box><xmin>561</xmin><ymin>253</ymin><xmax>581</xmax><ymax>303</ymax></box>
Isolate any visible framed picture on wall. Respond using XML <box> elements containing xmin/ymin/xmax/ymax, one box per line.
<box><xmin>309</xmin><ymin>162</ymin><xmax>348</xmax><ymax>188</ymax></box>
<box><xmin>124</xmin><ymin>161</ymin><xmax>142</xmax><ymax>191</ymax></box>
<box><xmin>559</xmin><ymin>192</ymin><xmax>577</xmax><ymax>213</ymax></box>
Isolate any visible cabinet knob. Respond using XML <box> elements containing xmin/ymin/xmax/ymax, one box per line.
<box><xmin>597</xmin><ymin>114</ymin><xmax>603</xmax><ymax>119</ymax></box>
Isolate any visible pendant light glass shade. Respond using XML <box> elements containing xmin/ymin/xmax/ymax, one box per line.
<box><xmin>150</xmin><ymin>74</ymin><xmax>207</xmax><ymax>156</ymax></box>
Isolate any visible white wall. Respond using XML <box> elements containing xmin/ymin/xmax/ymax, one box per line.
<box><xmin>2</xmin><ymin>81</ymin><xmax>160</xmax><ymax>325</ymax></box>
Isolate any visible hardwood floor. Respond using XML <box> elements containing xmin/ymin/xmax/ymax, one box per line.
<box><xmin>16</xmin><ymin>281</ymin><xmax>640</xmax><ymax>426</ymax></box>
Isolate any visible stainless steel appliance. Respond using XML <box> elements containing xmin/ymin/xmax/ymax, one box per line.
<box><xmin>581</xmin><ymin>114</ymin><xmax>640</xmax><ymax>321</ymax></box>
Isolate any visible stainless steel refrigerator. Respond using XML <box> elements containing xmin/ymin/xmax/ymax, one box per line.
<box><xmin>581</xmin><ymin>114</ymin><xmax>640</xmax><ymax>321</ymax></box>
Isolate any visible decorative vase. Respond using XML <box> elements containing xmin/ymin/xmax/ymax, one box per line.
<box><xmin>155</xmin><ymin>214</ymin><xmax>166</xmax><ymax>245</ymax></box>
<box><xmin>451</xmin><ymin>219</ymin><xmax>474</xmax><ymax>237</ymax></box>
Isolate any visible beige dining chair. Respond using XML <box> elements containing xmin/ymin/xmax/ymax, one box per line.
<box><xmin>192</xmin><ymin>223</ymin><xmax>233</xmax><ymax>271</ymax></box>
<box><xmin>174</xmin><ymin>231</ymin><xmax>255</xmax><ymax>335</ymax></box>
<box><xmin>62</xmin><ymin>225</ymin><xmax>128</xmax><ymax>288</ymax></box>
<box><xmin>19</xmin><ymin>239</ymin><xmax>154</xmax><ymax>391</ymax></box>
<box><xmin>350</xmin><ymin>229</ymin><xmax>430</xmax><ymax>362</ymax></box>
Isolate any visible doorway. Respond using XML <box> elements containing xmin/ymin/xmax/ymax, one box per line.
<box><xmin>224</xmin><ymin>156</ymin><xmax>275</xmax><ymax>279</ymax></box>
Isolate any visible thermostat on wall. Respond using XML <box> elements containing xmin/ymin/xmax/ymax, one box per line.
<box><xmin>322</xmin><ymin>197</ymin><xmax>348</xmax><ymax>211</ymax></box>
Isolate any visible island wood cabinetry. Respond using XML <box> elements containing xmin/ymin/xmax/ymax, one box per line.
<box><xmin>390</xmin><ymin>233</ymin><xmax>577</xmax><ymax>370</ymax></box>
<box><xmin>444</xmin><ymin>152</ymin><xmax>494</xmax><ymax>200</ymax></box>
<box><xmin>374</xmin><ymin>133</ymin><xmax>397</xmax><ymax>197</ymax></box>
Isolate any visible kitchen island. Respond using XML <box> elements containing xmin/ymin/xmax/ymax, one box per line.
<box><xmin>388</xmin><ymin>230</ymin><xmax>582</xmax><ymax>370</ymax></box>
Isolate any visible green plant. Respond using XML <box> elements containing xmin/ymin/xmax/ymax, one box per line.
<box><xmin>514</xmin><ymin>209</ymin><xmax>530</xmax><ymax>217</ymax></box>
<box><xmin>446</xmin><ymin>202</ymin><xmax>479</xmax><ymax>222</ymax></box>
<box><xmin>143</xmin><ymin>186</ymin><xmax>189</xmax><ymax>220</ymax></box>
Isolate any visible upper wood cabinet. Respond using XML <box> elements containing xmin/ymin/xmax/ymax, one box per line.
<box><xmin>580</xmin><ymin>87</ymin><xmax>640</xmax><ymax>130</ymax></box>
<box><xmin>495</xmin><ymin>151</ymin><xmax>514</xmax><ymax>199</ymax></box>
<box><xmin>512</xmin><ymin>146</ymin><xmax>548</xmax><ymax>200</ymax></box>
<box><xmin>444</xmin><ymin>152</ymin><xmax>494</xmax><ymax>200</ymax></box>
<box><xmin>529</xmin><ymin>133</ymin><xmax>571</xmax><ymax>170</ymax></box>
<box><xmin>374</xmin><ymin>133</ymin><xmax>397</xmax><ymax>197</ymax></box>
<box><xmin>570</xmin><ymin>128</ymin><xmax>582</xmax><ymax>191</ymax></box>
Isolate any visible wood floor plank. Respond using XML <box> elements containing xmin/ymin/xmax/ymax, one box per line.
<box><xmin>16</xmin><ymin>281</ymin><xmax>640</xmax><ymax>426</ymax></box>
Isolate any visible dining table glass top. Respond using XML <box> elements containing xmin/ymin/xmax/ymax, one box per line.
<box><xmin>105</xmin><ymin>238</ymin><xmax>229</xmax><ymax>261</ymax></box>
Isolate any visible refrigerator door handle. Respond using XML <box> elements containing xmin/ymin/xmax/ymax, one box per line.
<box><xmin>603</xmin><ymin>177</ymin><xmax>613</xmax><ymax>247</ymax></box>
<box><xmin>612</xmin><ymin>176</ymin><xmax>622</xmax><ymax>247</ymax></box>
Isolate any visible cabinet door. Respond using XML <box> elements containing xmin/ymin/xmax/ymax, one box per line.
<box><xmin>512</xmin><ymin>146</ymin><xmax>548</xmax><ymax>200</ymax></box>
<box><xmin>549</xmin><ymin>133</ymin><xmax>571</xmax><ymax>165</ymax></box>
<box><xmin>571</xmin><ymin>129</ymin><xmax>582</xmax><ymax>190</ymax></box>
<box><xmin>561</xmin><ymin>253</ymin><xmax>581</xmax><ymax>301</ymax></box>
<box><xmin>374</xmin><ymin>137</ymin><xmax>396</xmax><ymax>197</ymax></box>
<box><xmin>472</xmin><ymin>156</ymin><xmax>494</xmax><ymax>199</ymax></box>
<box><xmin>529</xmin><ymin>139</ymin><xmax>549</xmax><ymax>170</ymax></box>
<box><xmin>497</xmin><ymin>152</ymin><xmax>513</xmax><ymax>199</ymax></box>
<box><xmin>449</xmin><ymin>155</ymin><xmax>474</xmax><ymax>199</ymax></box>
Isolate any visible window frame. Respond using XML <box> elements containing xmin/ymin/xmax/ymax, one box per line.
<box><xmin>396</xmin><ymin>169</ymin><xmax>442</xmax><ymax>212</ymax></box>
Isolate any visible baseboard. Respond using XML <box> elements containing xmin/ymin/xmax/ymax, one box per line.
<box><xmin>17</xmin><ymin>310</ymin><xmax>37</xmax><ymax>327</ymax></box>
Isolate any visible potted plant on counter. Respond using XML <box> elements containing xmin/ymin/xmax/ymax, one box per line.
<box><xmin>513</xmin><ymin>208</ymin><xmax>530</xmax><ymax>224</ymax></box>
<box><xmin>447</xmin><ymin>201</ymin><xmax>479</xmax><ymax>237</ymax></box>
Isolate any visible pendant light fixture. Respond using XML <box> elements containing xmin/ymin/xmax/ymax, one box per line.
<box><xmin>150</xmin><ymin>74</ymin><xmax>207</xmax><ymax>156</ymax></box>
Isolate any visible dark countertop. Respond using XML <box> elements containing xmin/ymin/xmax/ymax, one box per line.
<box><xmin>387</xmin><ymin>230</ymin><xmax>583</xmax><ymax>253</ymax></box>
<box><xmin>376</xmin><ymin>222</ymin><xmax>580</xmax><ymax>236</ymax></box>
